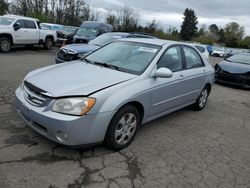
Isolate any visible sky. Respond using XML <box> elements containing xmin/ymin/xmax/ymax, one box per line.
<box><xmin>86</xmin><ymin>0</ymin><xmax>250</xmax><ymax>35</ymax></box>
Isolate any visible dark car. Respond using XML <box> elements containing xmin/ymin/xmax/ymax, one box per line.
<box><xmin>214</xmin><ymin>53</ymin><xmax>250</xmax><ymax>87</ymax></box>
<box><xmin>56</xmin><ymin>32</ymin><xmax>157</xmax><ymax>64</ymax></box>
<box><xmin>56</xmin><ymin>26</ymin><xmax>79</xmax><ymax>45</ymax></box>
<box><xmin>73</xmin><ymin>21</ymin><xmax>113</xmax><ymax>43</ymax></box>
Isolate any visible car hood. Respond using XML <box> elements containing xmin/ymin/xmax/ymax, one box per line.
<box><xmin>0</xmin><ymin>25</ymin><xmax>10</xmax><ymax>29</ymax></box>
<box><xmin>219</xmin><ymin>60</ymin><xmax>250</xmax><ymax>74</ymax></box>
<box><xmin>64</xmin><ymin>44</ymin><xmax>100</xmax><ymax>53</ymax></box>
<box><xmin>25</xmin><ymin>61</ymin><xmax>136</xmax><ymax>97</ymax></box>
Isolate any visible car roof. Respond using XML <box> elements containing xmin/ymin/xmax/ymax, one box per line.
<box><xmin>118</xmin><ymin>38</ymin><xmax>191</xmax><ymax>47</ymax></box>
<box><xmin>3</xmin><ymin>14</ymin><xmax>39</xmax><ymax>22</ymax></box>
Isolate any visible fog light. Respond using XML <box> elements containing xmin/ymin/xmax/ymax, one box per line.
<box><xmin>55</xmin><ymin>131</ymin><xmax>68</xmax><ymax>142</ymax></box>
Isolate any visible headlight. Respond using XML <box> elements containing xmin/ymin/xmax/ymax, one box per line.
<box><xmin>52</xmin><ymin>97</ymin><xmax>96</xmax><ymax>116</ymax></box>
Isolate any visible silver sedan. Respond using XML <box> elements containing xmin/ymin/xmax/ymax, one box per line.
<box><xmin>15</xmin><ymin>38</ymin><xmax>214</xmax><ymax>150</ymax></box>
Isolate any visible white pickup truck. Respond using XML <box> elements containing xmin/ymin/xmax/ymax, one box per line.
<box><xmin>0</xmin><ymin>14</ymin><xmax>57</xmax><ymax>52</ymax></box>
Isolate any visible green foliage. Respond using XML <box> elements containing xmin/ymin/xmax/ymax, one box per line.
<box><xmin>28</xmin><ymin>12</ymin><xmax>48</xmax><ymax>23</ymax></box>
<box><xmin>238</xmin><ymin>36</ymin><xmax>250</xmax><ymax>49</ymax></box>
<box><xmin>224</xmin><ymin>22</ymin><xmax>245</xmax><ymax>47</ymax></box>
<box><xmin>0</xmin><ymin>0</ymin><xmax>8</xmax><ymax>15</ymax></box>
<box><xmin>193</xmin><ymin>35</ymin><xmax>215</xmax><ymax>45</ymax></box>
<box><xmin>180</xmin><ymin>8</ymin><xmax>198</xmax><ymax>41</ymax></box>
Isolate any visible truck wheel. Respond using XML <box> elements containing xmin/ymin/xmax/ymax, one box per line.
<box><xmin>44</xmin><ymin>38</ymin><xmax>53</xmax><ymax>50</ymax></box>
<box><xmin>0</xmin><ymin>37</ymin><xmax>11</xmax><ymax>53</ymax></box>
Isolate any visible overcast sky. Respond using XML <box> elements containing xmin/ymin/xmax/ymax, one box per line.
<box><xmin>86</xmin><ymin>0</ymin><xmax>250</xmax><ymax>35</ymax></box>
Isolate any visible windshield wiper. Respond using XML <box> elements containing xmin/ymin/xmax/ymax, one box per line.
<box><xmin>92</xmin><ymin>62</ymin><xmax>120</xmax><ymax>71</ymax></box>
<box><xmin>81</xmin><ymin>58</ymin><xmax>93</xmax><ymax>64</ymax></box>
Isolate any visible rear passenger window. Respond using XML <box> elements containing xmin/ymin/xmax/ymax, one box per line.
<box><xmin>157</xmin><ymin>46</ymin><xmax>183</xmax><ymax>72</ymax></box>
<box><xmin>24</xmin><ymin>20</ymin><xmax>36</xmax><ymax>29</ymax></box>
<box><xmin>183</xmin><ymin>47</ymin><xmax>204</xmax><ymax>69</ymax></box>
<box><xmin>195</xmin><ymin>45</ymin><xmax>205</xmax><ymax>53</ymax></box>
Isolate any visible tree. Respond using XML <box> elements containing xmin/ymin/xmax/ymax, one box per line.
<box><xmin>239</xmin><ymin>36</ymin><xmax>250</xmax><ymax>49</ymax></box>
<box><xmin>106</xmin><ymin>6</ymin><xmax>139</xmax><ymax>32</ymax></box>
<box><xmin>144</xmin><ymin>19</ymin><xmax>158</xmax><ymax>34</ymax></box>
<box><xmin>180</xmin><ymin>8</ymin><xmax>198</xmax><ymax>41</ymax></box>
<box><xmin>0</xmin><ymin>0</ymin><xmax>9</xmax><ymax>15</ymax></box>
<box><xmin>224</xmin><ymin>22</ymin><xmax>244</xmax><ymax>47</ymax></box>
<box><xmin>209</xmin><ymin>24</ymin><xmax>219</xmax><ymax>34</ymax></box>
<box><xmin>198</xmin><ymin>24</ymin><xmax>207</xmax><ymax>36</ymax></box>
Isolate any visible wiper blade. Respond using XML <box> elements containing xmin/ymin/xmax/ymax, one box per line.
<box><xmin>81</xmin><ymin>58</ymin><xmax>93</xmax><ymax>64</ymax></box>
<box><xmin>93</xmin><ymin>62</ymin><xmax>120</xmax><ymax>70</ymax></box>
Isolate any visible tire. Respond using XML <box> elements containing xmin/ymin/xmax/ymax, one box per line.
<box><xmin>0</xmin><ymin>37</ymin><xmax>11</xmax><ymax>53</ymax></box>
<box><xmin>44</xmin><ymin>38</ymin><xmax>53</xmax><ymax>50</ymax></box>
<box><xmin>105</xmin><ymin>105</ymin><xmax>140</xmax><ymax>151</ymax></box>
<box><xmin>191</xmin><ymin>86</ymin><xmax>209</xmax><ymax>111</ymax></box>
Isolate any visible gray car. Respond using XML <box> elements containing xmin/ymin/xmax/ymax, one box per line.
<box><xmin>15</xmin><ymin>38</ymin><xmax>214</xmax><ymax>150</ymax></box>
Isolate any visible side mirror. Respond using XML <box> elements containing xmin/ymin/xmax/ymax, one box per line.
<box><xmin>153</xmin><ymin>68</ymin><xmax>173</xmax><ymax>78</ymax></box>
<box><xmin>13</xmin><ymin>23</ymin><xmax>21</xmax><ymax>31</ymax></box>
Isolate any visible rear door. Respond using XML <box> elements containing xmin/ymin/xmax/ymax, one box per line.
<box><xmin>23</xmin><ymin>20</ymin><xmax>39</xmax><ymax>43</ymax></box>
<box><xmin>180</xmin><ymin>45</ymin><xmax>207</xmax><ymax>102</ymax></box>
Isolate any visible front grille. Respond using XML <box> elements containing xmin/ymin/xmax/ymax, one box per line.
<box><xmin>57</xmin><ymin>49</ymin><xmax>78</xmax><ymax>61</ymax></box>
<box><xmin>218</xmin><ymin>71</ymin><xmax>243</xmax><ymax>84</ymax></box>
<box><xmin>23</xmin><ymin>83</ymin><xmax>47</xmax><ymax>106</ymax></box>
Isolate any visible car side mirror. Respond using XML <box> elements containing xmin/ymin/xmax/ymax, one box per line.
<box><xmin>153</xmin><ymin>68</ymin><xmax>173</xmax><ymax>78</ymax></box>
<box><xmin>13</xmin><ymin>23</ymin><xmax>21</xmax><ymax>31</ymax></box>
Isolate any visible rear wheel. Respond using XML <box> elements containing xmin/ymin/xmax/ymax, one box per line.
<box><xmin>105</xmin><ymin>105</ymin><xmax>140</xmax><ymax>151</ymax></box>
<box><xmin>0</xmin><ymin>37</ymin><xmax>11</xmax><ymax>53</ymax></box>
<box><xmin>192</xmin><ymin>86</ymin><xmax>209</xmax><ymax>111</ymax></box>
<box><xmin>44</xmin><ymin>38</ymin><xmax>53</xmax><ymax>50</ymax></box>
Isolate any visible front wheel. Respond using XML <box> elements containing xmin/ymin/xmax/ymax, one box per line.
<box><xmin>191</xmin><ymin>86</ymin><xmax>209</xmax><ymax>111</ymax></box>
<box><xmin>44</xmin><ymin>38</ymin><xmax>53</xmax><ymax>50</ymax></box>
<box><xmin>0</xmin><ymin>37</ymin><xmax>11</xmax><ymax>53</ymax></box>
<box><xmin>105</xmin><ymin>105</ymin><xmax>140</xmax><ymax>151</ymax></box>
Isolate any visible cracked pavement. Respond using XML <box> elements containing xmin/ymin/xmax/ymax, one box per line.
<box><xmin>0</xmin><ymin>48</ymin><xmax>250</xmax><ymax>188</ymax></box>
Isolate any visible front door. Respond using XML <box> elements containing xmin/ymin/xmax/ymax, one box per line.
<box><xmin>149</xmin><ymin>45</ymin><xmax>188</xmax><ymax>117</ymax></box>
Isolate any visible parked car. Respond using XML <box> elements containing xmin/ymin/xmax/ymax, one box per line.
<box><xmin>56</xmin><ymin>26</ymin><xmax>78</xmax><ymax>45</ymax></box>
<box><xmin>192</xmin><ymin>44</ymin><xmax>209</xmax><ymax>60</ymax></box>
<box><xmin>214</xmin><ymin>53</ymin><xmax>250</xmax><ymax>87</ymax></box>
<box><xmin>206</xmin><ymin>45</ymin><xmax>213</xmax><ymax>55</ymax></box>
<box><xmin>56</xmin><ymin>32</ymin><xmax>157</xmax><ymax>64</ymax></box>
<box><xmin>16</xmin><ymin>38</ymin><xmax>214</xmax><ymax>150</ymax></box>
<box><xmin>211</xmin><ymin>47</ymin><xmax>226</xmax><ymax>57</ymax></box>
<box><xmin>40</xmin><ymin>23</ymin><xmax>63</xmax><ymax>31</ymax></box>
<box><xmin>0</xmin><ymin>14</ymin><xmax>57</xmax><ymax>52</ymax></box>
<box><xmin>73</xmin><ymin>21</ymin><xmax>113</xmax><ymax>43</ymax></box>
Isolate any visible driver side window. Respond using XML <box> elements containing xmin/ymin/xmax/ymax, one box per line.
<box><xmin>15</xmin><ymin>19</ymin><xmax>25</xmax><ymax>28</ymax></box>
<box><xmin>157</xmin><ymin>46</ymin><xmax>183</xmax><ymax>72</ymax></box>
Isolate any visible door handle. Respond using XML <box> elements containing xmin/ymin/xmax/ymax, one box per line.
<box><xmin>202</xmin><ymin>69</ymin><xmax>206</xmax><ymax>74</ymax></box>
<box><xmin>24</xmin><ymin>30</ymin><xmax>28</xmax><ymax>32</ymax></box>
<box><xmin>179</xmin><ymin>74</ymin><xmax>185</xmax><ymax>80</ymax></box>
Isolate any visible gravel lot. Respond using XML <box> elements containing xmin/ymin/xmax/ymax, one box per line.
<box><xmin>0</xmin><ymin>47</ymin><xmax>250</xmax><ymax>188</ymax></box>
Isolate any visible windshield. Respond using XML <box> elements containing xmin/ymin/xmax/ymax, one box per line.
<box><xmin>76</xmin><ymin>28</ymin><xmax>99</xmax><ymax>37</ymax></box>
<box><xmin>227</xmin><ymin>54</ymin><xmax>250</xmax><ymax>65</ymax></box>
<box><xmin>62</xmin><ymin>26</ymin><xmax>77</xmax><ymax>33</ymax></box>
<box><xmin>40</xmin><ymin>24</ymin><xmax>62</xmax><ymax>30</ymax></box>
<box><xmin>89</xmin><ymin>33</ymin><xmax>125</xmax><ymax>46</ymax></box>
<box><xmin>85</xmin><ymin>41</ymin><xmax>161</xmax><ymax>75</ymax></box>
<box><xmin>0</xmin><ymin>17</ymin><xmax>15</xmax><ymax>25</ymax></box>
